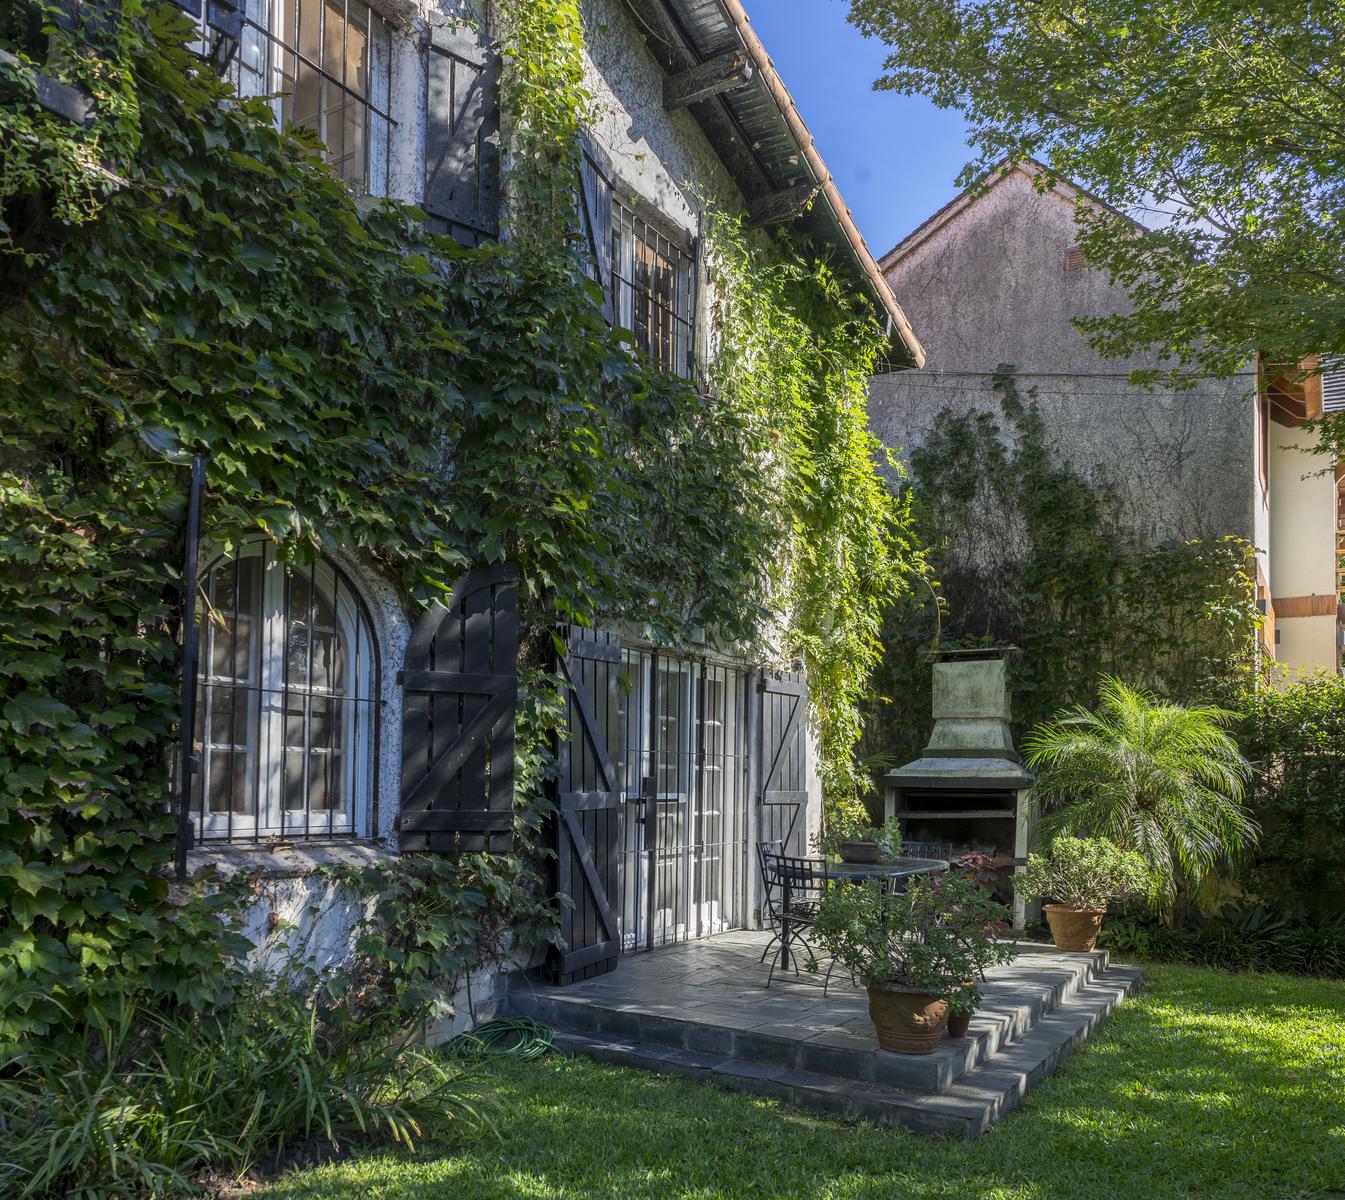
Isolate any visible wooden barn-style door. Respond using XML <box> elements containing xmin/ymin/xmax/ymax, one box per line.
<box><xmin>755</xmin><ymin>669</ymin><xmax>809</xmax><ymax>857</ymax></box>
<box><xmin>551</xmin><ymin>631</ymin><xmax>783</xmax><ymax>985</ymax></box>
<box><xmin>397</xmin><ymin>566</ymin><xmax>518</xmax><ymax>854</ymax></box>
<box><xmin>550</xmin><ymin>629</ymin><xmax>625</xmax><ymax>983</ymax></box>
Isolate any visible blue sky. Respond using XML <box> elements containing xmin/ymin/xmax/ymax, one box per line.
<box><xmin>746</xmin><ymin>0</ymin><xmax>972</xmax><ymax>260</ymax></box>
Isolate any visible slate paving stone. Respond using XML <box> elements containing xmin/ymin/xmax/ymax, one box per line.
<box><xmin>508</xmin><ymin>929</ymin><xmax>1142</xmax><ymax>1137</ymax></box>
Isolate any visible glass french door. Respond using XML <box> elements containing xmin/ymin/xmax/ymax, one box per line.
<box><xmin>615</xmin><ymin>649</ymin><xmax>751</xmax><ymax>952</ymax></box>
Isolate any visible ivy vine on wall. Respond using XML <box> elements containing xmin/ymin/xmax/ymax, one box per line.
<box><xmin>862</xmin><ymin>372</ymin><xmax>1261</xmax><ymax>775</ymax></box>
<box><xmin>0</xmin><ymin>0</ymin><xmax>913</xmax><ymax>1040</ymax></box>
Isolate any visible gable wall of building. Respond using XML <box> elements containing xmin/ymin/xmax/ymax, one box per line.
<box><xmin>868</xmin><ymin>168</ymin><xmax>1258</xmax><ymax>549</ymax></box>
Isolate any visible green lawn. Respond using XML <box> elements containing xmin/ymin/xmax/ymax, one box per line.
<box><xmin>259</xmin><ymin>966</ymin><xmax>1345</xmax><ymax>1200</ymax></box>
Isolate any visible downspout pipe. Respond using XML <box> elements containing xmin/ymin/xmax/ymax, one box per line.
<box><xmin>719</xmin><ymin>0</ymin><xmax>926</xmax><ymax>368</ymax></box>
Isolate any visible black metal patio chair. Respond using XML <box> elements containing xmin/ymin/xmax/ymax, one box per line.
<box><xmin>755</xmin><ymin>839</ymin><xmax>786</xmax><ymax>964</ymax></box>
<box><xmin>760</xmin><ymin>850</ymin><xmax>834</xmax><ymax>989</ymax></box>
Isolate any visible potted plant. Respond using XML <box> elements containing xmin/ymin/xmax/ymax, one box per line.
<box><xmin>946</xmin><ymin>984</ymin><xmax>979</xmax><ymax>1038</ymax></box>
<box><xmin>806</xmin><ymin>874</ymin><xmax>1016</xmax><ymax>1054</ymax></box>
<box><xmin>1015</xmin><ymin>836</ymin><xmax>1151</xmax><ymax>951</ymax></box>
<box><xmin>815</xmin><ymin>816</ymin><xmax>903</xmax><ymax>865</ymax></box>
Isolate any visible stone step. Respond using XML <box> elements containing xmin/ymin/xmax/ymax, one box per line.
<box><xmin>546</xmin><ymin>964</ymin><xmax>1145</xmax><ymax>1138</ymax></box>
<box><xmin>509</xmin><ymin>944</ymin><xmax>1119</xmax><ymax>1095</ymax></box>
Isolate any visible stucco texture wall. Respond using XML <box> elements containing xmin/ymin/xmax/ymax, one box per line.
<box><xmin>1270</xmin><ymin>423</ymin><xmax>1336</xmax><ymax>598</ymax></box>
<box><xmin>870</xmin><ymin>168</ymin><xmax>1258</xmax><ymax>547</ymax></box>
<box><xmin>578</xmin><ymin>0</ymin><xmax>743</xmax><ymax>236</ymax></box>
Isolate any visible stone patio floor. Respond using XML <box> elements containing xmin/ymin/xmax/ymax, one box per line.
<box><xmin>507</xmin><ymin>928</ymin><xmax>1144</xmax><ymax>1136</ymax></box>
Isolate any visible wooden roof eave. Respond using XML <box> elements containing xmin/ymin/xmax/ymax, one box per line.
<box><xmin>620</xmin><ymin>0</ymin><xmax>925</xmax><ymax>368</ymax></box>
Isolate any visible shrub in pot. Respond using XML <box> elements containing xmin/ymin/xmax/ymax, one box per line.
<box><xmin>1015</xmin><ymin>836</ymin><xmax>1151</xmax><ymax>951</ymax></box>
<box><xmin>806</xmin><ymin>874</ymin><xmax>1016</xmax><ymax>1053</ymax></box>
<box><xmin>815</xmin><ymin>816</ymin><xmax>903</xmax><ymax>865</ymax></box>
<box><xmin>946</xmin><ymin>985</ymin><xmax>978</xmax><ymax>1038</ymax></box>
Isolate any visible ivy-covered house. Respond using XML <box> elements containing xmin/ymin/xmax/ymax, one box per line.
<box><xmin>1</xmin><ymin>0</ymin><xmax>922</xmax><ymax>1041</ymax></box>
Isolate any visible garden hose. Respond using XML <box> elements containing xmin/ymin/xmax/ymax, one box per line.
<box><xmin>443</xmin><ymin>1016</ymin><xmax>558</xmax><ymax>1062</ymax></box>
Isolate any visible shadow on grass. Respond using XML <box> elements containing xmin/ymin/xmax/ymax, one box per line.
<box><xmin>259</xmin><ymin>966</ymin><xmax>1345</xmax><ymax>1200</ymax></box>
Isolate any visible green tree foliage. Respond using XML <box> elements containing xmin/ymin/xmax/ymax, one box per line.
<box><xmin>861</xmin><ymin>379</ymin><xmax>1261</xmax><ymax>773</ymax></box>
<box><xmin>1024</xmin><ymin>678</ymin><xmax>1257</xmax><ymax>912</ymax></box>
<box><xmin>847</xmin><ymin>0</ymin><xmax>1345</xmax><ymax>385</ymax></box>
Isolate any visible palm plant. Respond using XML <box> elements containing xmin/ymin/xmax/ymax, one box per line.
<box><xmin>1023</xmin><ymin>677</ymin><xmax>1257</xmax><ymax>912</ymax></box>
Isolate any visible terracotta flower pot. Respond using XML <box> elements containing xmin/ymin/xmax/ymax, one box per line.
<box><xmin>866</xmin><ymin>983</ymin><xmax>949</xmax><ymax>1054</ymax></box>
<box><xmin>838</xmin><ymin>840</ymin><xmax>884</xmax><ymax>864</ymax></box>
<box><xmin>1044</xmin><ymin>904</ymin><xmax>1106</xmax><ymax>951</ymax></box>
<box><xmin>947</xmin><ymin>1010</ymin><xmax>972</xmax><ymax>1038</ymax></box>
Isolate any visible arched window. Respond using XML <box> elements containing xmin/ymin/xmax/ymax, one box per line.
<box><xmin>192</xmin><ymin>543</ymin><xmax>378</xmax><ymax>842</ymax></box>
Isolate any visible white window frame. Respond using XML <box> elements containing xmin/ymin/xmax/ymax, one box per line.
<box><xmin>195</xmin><ymin>542</ymin><xmax>378</xmax><ymax>842</ymax></box>
<box><xmin>228</xmin><ymin>0</ymin><xmax>394</xmax><ymax>197</ymax></box>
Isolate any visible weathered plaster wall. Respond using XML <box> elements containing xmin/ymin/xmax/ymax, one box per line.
<box><xmin>578</xmin><ymin>0</ymin><xmax>743</xmax><ymax>233</ymax></box>
<box><xmin>870</xmin><ymin>168</ymin><xmax>1257</xmax><ymax>547</ymax></box>
<box><xmin>578</xmin><ymin>0</ymin><xmax>747</xmax><ymax>372</ymax></box>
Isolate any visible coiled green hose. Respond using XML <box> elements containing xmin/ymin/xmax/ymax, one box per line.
<box><xmin>443</xmin><ymin>1016</ymin><xmax>558</xmax><ymax>1061</ymax></box>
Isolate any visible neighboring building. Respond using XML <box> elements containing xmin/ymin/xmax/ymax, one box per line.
<box><xmin>113</xmin><ymin>0</ymin><xmax>921</xmax><ymax>1006</ymax></box>
<box><xmin>867</xmin><ymin>160</ymin><xmax>1339</xmax><ymax>677</ymax></box>
<box><xmin>1259</xmin><ymin>360</ymin><xmax>1344</xmax><ymax>675</ymax></box>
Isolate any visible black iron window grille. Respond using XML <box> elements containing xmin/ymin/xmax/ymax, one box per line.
<box><xmin>229</xmin><ymin>0</ymin><xmax>393</xmax><ymax>196</ymax></box>
<box><xmin>610</xmin><ymin>203</ymin><xmax>695</xmax><ymax>379</ymax></box>
<box><xmin>192</xmin><ymin>542</ymin><xmax>379</xmax><ymax>842</ymax></box>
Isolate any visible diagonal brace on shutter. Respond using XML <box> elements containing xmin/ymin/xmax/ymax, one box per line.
<box><xmin>399</xmin><ymin>686</ymin><xmax>515</xmax><ymax>814</ymax></box>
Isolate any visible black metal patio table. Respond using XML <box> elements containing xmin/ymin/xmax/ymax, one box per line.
<box><xmin>823</xmin><ymin>856</ymin><xmax>949</xmax><ymax>885</ymax></box>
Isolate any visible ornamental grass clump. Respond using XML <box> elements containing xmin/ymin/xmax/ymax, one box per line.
<box><xmin>0</xmin><ymin>978</ymin><xmax>490</xmax><ymax>1199</ymax></box>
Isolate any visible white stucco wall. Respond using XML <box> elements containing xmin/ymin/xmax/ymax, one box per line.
<box><xmin>869</xmin><ymin>168</ymin><xmax>1258</xmax><ymax>548</ymax></box>
<box><xmin>1270</xmin><ymin>424</ymin><xmax>1336</xmax><ymax>597</ymax></box>
<box><xmin>1268</xmin><ymin>423</ymin><xmax>1339</xmax><ymax>675</ymax></box>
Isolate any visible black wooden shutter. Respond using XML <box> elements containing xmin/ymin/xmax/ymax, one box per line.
<box><xmin>577</xmin><ymin>130</ymin><xmax>616</xmax><ymax>321</ymax></box>
<box><xmin>550</xmin><ymin>628</ymin><xmax>624</xmax><ymax>984</ymax></box>
<box><xmin>397</xmin><ymin>565</ymin><xmax>518</xmax><ymax>854</ymax></box>
<box><xmin>425</xmin><ymin>23</ymin><xmax>500</xmax><ymax>246</ymax></box>
<box><xmin>756</xmin><ymin>669</ymin><xmax>809</xmax><ymax>860</ymax></box>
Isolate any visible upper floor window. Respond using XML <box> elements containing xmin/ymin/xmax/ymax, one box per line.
<box><xmin>577</xmin><ymin>132</ymin><xmax>697</xmax><ymax>381</ymax></box>
<box><xmin>192</xmin><ymin>542</ymin><xmax>378</xmax><ymax>842</ymax></box>
<box><xmin>231</xmin><ymin>0</ymin><xmax>392</xmax><ymax>196</ymax></box>
<box><xmin>611</xmin><ymin>202</ymin><xmax>695</xmax><ymax>379</ymax></box>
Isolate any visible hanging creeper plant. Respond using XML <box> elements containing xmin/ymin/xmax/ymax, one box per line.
<box><xmin>0</xmin><ymin>0</ymin><xmax>920</xmax><ymax>1044</ymax></box>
